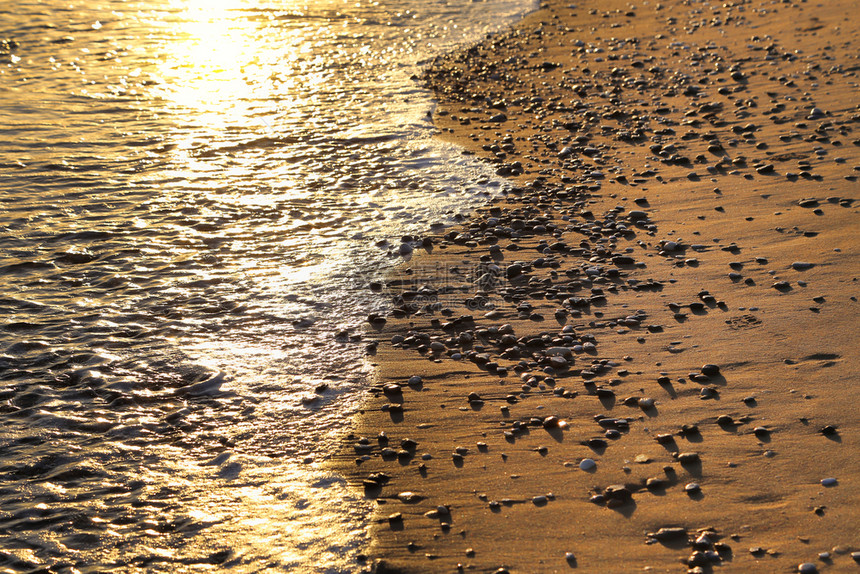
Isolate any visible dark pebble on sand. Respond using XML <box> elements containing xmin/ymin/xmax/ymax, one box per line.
<box><xmin>701</xmin><ymin>364</ymin><xmax>720</xmax><ymax>377</ymax></box>
<box><xmin>792</xmin><ymin>262</ymin><xmax>815</xmax><ymax>271</ymax></box>
<box><xmin>678</xmin><ymin>452</ymin><xmax>700</xmax><ymax>464</ymax></box>
<box><xmin>653</xmin><ymin>527</ymin><xmax>687</xmax><ymax>542</ymax></box>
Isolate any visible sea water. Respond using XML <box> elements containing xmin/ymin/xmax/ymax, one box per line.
<box><xmin>0</xmin><ymin>0</ymin><xmax>534</xmax><ymax>571</ymax></box>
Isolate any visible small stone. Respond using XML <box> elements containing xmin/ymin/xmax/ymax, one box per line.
<box><xmin>678</xmin><ymin>452</ymin><xmax>700</xmax><ymax>464</ymax></box>
<box><xmin>807</xmin><ymin>107</ymin><xmax>825</xmax><ymax>119</ymax></box>
<box><xmin>688</xmin><ymin>551</ymin><xmax>709</xmax><ymax>567</ymax></box>
<box><xmin>655</xmin><ymin>433</ymin><xmax>675</xmax><ymax>444</ymax></box>
<box><xmin>717</xmin><ymin>414</ymin><xmax>734</xmax><ymax>426</ymax></box>
<box><xmin>603</xmin><ymin>484</ymin><xmax>632</xmax><ymax>503</ymax></box>
<box><xmin>579</xmin><ymin>458</ymin><xmax>596</xmax><ymax>471</ymax></box>
<box><xmin>820</xmin><ymin>478</ymin><xmax>838</xmax><ymax>487</ymax></box>
<box><xmin>701</xmin><ymin>364</ymin><xmax>720</xmax><ymax>377</ymax></box>
<box><xmin>646</xmin><ymin>477</ymin><xmax>667</xmax><ymax>489</ymax></box>
<box><xmin>798</xmin><ymin>563</ymin><xmax>818</xmax><ymax>574</ymax></box>
<box><xmin>685</xmin><ymin>482</ymin><xmax>701</xmax><ymax>494</ymax></box>
<box><xmin>654</xmin><ymin>527</ymin><xmax>687</xmax><ymax>542</ymax></box>
<box><xmin>397</xmin><ymin>491</ymin><xmax>423</xmax><ymax>503</ymax></box>
<box><xmin>639</xmin><ymin>397</ymin><xmax>655</xmax><ymax>409</ymax></box>
<box><xmin>506</xmin><ymin>264</ymin><xmax>523</xmax><ymax>279</ymax></box>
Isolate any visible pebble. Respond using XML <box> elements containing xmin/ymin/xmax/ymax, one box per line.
<box><xmin>397</xmin><ymin>491</ymin><xmax>423</xmax><ymax>503</ymax></box>
<box><xmin>646</xmin><ymin>477</ymin><xmax>667</xmax><ymax>489</ymax></box>
<box><xmin>678</xmin><ymin>452</ymin><xmax>700</xmax><ymax>464</ymax></box>
<box><xmin>820</xmin><ymin>478</ymin><xmax>838</xmax><ymax>487</ymax></box>
<box><xmin>654</xmin><ymin>527</ymin><xmax>687</xmax><ymax>542</ymax></box>
<box><xmin>603</xmin><ymin>484</ymin><xmax>632</xmax><ymax>504</ymax></box>
<box><xmin>701</xmin><ymin>364</ymin><xmax>720</xmax><ymax>377</ymax></box>
<box><xmin>798</xmin><ymin>563</ymin><xmax>818</xmax><ymax>574</ymax></box>
<box><xmin>506</xmin><ymin>264</ymin><xmax>523</xmax><ymax>278</ymax></box>
<box><xmin>565</xmin><ymin>552</ymin><xmax>576</xmax><ymax>564</ymax></box>
<box><xmin>579</xmin><ymin>458</ymin><xmax>596</xmax><ymax>471</ymax></box>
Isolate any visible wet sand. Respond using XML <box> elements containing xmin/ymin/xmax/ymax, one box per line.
<box><xmin>334</xmin><ymin>0</ymin><xmax>860</xmax><ymax>571</ymax></box>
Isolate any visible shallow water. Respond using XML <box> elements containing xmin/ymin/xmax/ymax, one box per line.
<box><xmin>0</xmin><ymin>0</ymin><xmax>533</xmax><ymax>571</ymax></box>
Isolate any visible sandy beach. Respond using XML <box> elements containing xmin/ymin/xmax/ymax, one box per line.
<box><xmin>334</xmin><ymin>0</ymin><xmax>860</xmax><ymax>571</ymax></box>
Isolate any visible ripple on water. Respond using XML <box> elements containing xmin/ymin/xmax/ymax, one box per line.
<box><xmin>0</xmin><ymin>0</ymin><xmax>536</xmax><ymax>570</ymax></box>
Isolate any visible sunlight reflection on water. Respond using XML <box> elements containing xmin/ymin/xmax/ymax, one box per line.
<box><xmin>0</xmin><ymin>0</ymin><xmax>534</xmax><ymax>570</ymax></box>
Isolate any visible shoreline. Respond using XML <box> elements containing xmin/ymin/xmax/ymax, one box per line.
<box><xmin>335</xmin><ymin>0</ymin><xmax>860</xmax><ymax>572</ymax></box>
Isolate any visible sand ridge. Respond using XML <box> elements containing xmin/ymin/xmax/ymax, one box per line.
<box><xmin>333</xmin><ymin>0</ymin><xmax>860</xmax><ymax>572</ymax></box>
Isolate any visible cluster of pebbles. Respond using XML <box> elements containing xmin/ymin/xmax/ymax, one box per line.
<box><xmin>340</xmin><ymin>0</ymin><xmax>859</xmax><ymax>572</ymax></box>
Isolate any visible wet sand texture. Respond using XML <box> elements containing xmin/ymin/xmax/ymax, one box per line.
<box><xmin>334</xmin><ymin>0</ymin><xmax>860</xmax><ymax>572</ymax></box>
